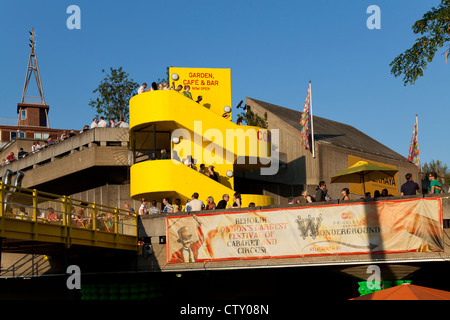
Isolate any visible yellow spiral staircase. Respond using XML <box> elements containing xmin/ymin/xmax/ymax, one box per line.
<box><xmin>129</xmin><ymin>70</ymin><xmax>274</xmax><ymax>208</ymax></box>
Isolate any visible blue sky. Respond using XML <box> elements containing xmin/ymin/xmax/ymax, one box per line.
<box><xmin>0</xmin><ymin>0</ymin><xmax>447</xmax><ymax>167</ymax></box>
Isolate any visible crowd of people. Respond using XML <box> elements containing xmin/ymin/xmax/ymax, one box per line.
<box><xmin>288</xmin><ymin>172</ymin><xmax>444</xmax><ymax>205</ymax></box>
<box><xmin>137</xmin><ymin>81</ymin><xmax>237</xmax><ymax>120</ymax></box>
<box><xmin>89</xmin><ymin>116</ymin><xmax>129</xmax><ymax>129</ymax></box>
<box><xmin>0</xmin><ymin>118</ymin><xmax>129</xmax><ymax>167</ymax></box>
<box><xmin>127</xmin><ymin>172</ymin><xmax>445</xmax><ymax>218</ymax></box>
<box><xmin>7</xmin><ymin>202</ymin><xmax>124</xmax><ymax>234</ymax></box>
<box><xmin>1</xmin><ymin>131</ymin><xmax>73</xmax><ymax>166</ymax></box>
<box><xmin>136</xmin><ymin>191</ymin><xmax>248</xmax><ymax>216</ymax></box>
<box><xmin>137</xmin><ymin>81</ymin><xmax>196</xmax><ymax>101</ymax></box>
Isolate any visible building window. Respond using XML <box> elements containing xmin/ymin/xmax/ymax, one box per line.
<box><xmin>21</xmin><ymin>110</ymin><xmax>27</xmax><ymax>120</ymax></box>
<box><xmin>42</xmin><ymin>133</ymin><xmax>49</xmax><ymax>139</ymax></box>
<box><xmin>11</xmin><ymin>131</ymin><xmax>25</xmax><ymax>140</ymax></box>
<box><xmin>34</xmin><ymin>133</ymin><xmax>42</xmax><ymax>139</ymax></box>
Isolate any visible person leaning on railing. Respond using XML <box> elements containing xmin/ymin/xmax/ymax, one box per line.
<box><xmin>139</xmin><ymin>199</ymin><xmax>149</xmax><ymax>215</ymax></box>
<box><xmin>182</xmin><ymin>85</ymin><xmax>193</xmax><ymax>99</ymax></box>
<box><xmin>174</xmin><ymin>198</ymin><xmax>183</xmax><ymax>213</ymax></box>
<box><xmin>124</xmin><ymin>201</ymin><xmax>135</xmax><ymax>215</ymax></box>
<box><xmin>148</xmin><ymin>200</ymin><xmax>160</xmax><ymax>215</ymax></box>
<box><xmin>341</xmin><ymin>188</ymin><xmax>350</xmax><ymax>201</ymax></box>
<box><xmin>46</xmin><ymin>207</ymin><xmax>59</xmax><ymax>223</ymax></box>
<box><xmin>104</xmin><ymin>212</ymin><xmax>115</xmax><ymax>232</ymax></box>
<box><xmin>75</xmin><ymin>203</ymin><xmax>90</xmax><ymax>228</ymax></box>
<box><xmin>18</xmin><ymin>148</ymin><xmax>27</xmax><ymax>159</ymax></box>
<box><xmin>162</xmin><ymin>198</ymin><xmax>174</xmax><ymax>213</ymax></box>
<box><xmin>206</xmin><ymin>196</ymin><xmax>216</xmax><ymax>210</ymax></box>
<box><xmin>232</xmin><ymin>192</ymin><xmax>241</xmax><ymax>208</ymax></box>
<box><xmin>6</xmin><ymin>152</ymin><xmax>16</xmax><ymax>163</ymax></box>
<box><xmin>301</xmin><ymin>190</ymin><xmax>315</xmax><ymax>204</ymax></box>
<box><xmin>216</xmin><ymin>194</ymin><xmax>229</xmax><ymax>209</ymax></box>
<box><xmin>428</xmin><ymin>172</ymin><xmax>444</xmax><ymax>194</ymax></box>
<box><xmin>160</xmin><ymin>149</ymin><xmax>170</xmax><ymax>159</ymax></box>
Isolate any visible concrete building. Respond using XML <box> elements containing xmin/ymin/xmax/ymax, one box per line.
<box><xmin>235</xmin><ymin>97</ymin><xmax>420</xmax><ymax>204</ymax></box>
<box><xmin>0</xmin><ymin>99</ymin><xmax>420</xmax><ymax>213</ymax></box>
<box><xmin>0</xmin><ymin>95</ymin><xmax>434</xmax><ymax>303</ymax></box>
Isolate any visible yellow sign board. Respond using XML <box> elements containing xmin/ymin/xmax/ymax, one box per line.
<box><xmin>168</xmin><ymin>67</ymin><xmax>232</xmax><ymax>119</ymax></box>
<box><xmin>348</xmin><ymin>155</ymin><xmax>399</xmax><ymax>196</ymax></box>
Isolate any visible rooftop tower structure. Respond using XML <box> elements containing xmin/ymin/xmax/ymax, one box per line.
<box><xmin>17</xmin><ymin>27</ymin><xmax>50</xmax><ymax>128</ymax></box>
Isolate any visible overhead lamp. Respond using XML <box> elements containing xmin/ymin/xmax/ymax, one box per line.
<box><xmin>171</xmin><ymin>73</ymin><xmax>179</xmax><ymax>81</ymax></box>
<box><xmin>226</xmin><ymin>170</ymin><xmax>233</xmax><ymax>177</ymax></box>
<box><xmin>172</xmin><ymin>136</ymin><xmax>180</xmax><ymax>144</ymax></box>
<box><xmin>224</xmin><ymin>106</ymin><xmax>231</xmax><ymax>113</ymax></box>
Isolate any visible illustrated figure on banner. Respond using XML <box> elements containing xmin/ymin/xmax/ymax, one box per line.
<box><xmin>169</xmin><ymin>215</ymin><xmax>204</xmax><ymax>263</ymax></box>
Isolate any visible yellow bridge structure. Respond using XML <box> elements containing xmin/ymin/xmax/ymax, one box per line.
<box><xmin>0</xmin><ymin>182</ymin><xmax>138</xmax><ymax>252</ymax></box>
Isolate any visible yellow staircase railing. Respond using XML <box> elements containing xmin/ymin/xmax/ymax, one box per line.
<box><xmin>129</xmin><ymin>89</ymin><xmax>274</xmax><ymax>207</ymax></box>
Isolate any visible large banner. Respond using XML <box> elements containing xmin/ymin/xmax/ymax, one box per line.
<box><xmin>166</xmin><ymin>198</ymin><xmax>443</xmax><ymax>263</ymax></box>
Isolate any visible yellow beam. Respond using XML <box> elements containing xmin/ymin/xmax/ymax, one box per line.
<box><xmin>130</xmin><ymin>90</ymin><xmax>271</xmax><ymax>166</ymax></box>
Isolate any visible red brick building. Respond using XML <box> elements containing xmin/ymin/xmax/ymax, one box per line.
<box><xmin>0</xmin><ymin>102</ymin><xmax>70</xmax><ymax>146</ymax></box>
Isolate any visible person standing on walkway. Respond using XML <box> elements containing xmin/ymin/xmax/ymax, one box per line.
<box><xmin>400</xmin><ymin>173</ymin><xmax>420</xmax><ymax>196</ymax></box>
<box><xmin>428</xmin><ymin>172</ymin><xmax>443</xmax><ymax>194</ymax></box>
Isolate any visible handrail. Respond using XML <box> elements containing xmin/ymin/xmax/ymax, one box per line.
<box><xmin>0</xmin><ymin>127</ymin><xmax>129</xmax><ymax>174</ymax></box>
<box><xmin>1</xmin><ymin>182</ymin><xmax>134</xmax><ymax>216</ymax></box>
<box><xmin>0</xmin><ymin>182</ymin><xmax>138</xmax><ymax>240</ymax></box>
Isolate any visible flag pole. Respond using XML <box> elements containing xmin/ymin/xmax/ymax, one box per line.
<box><xmin>309</xmin><ymin>80</ymin><xmax>316</xmax><ymax>158</ymax></box>
<box><xmin>416</xmin><ymin>113</ymin><xmax>420</xmax><ymax>173</ymax></box>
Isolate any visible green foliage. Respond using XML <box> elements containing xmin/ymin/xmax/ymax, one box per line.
<box><xmin>390</xmin><ymin>0</ymin><xmax>450</xmax><ymax>85</ymax></box>
<box><xmin>89</xmin><ymin>67</ymin><xmax>139</xmax><ymax>121</ymax></box>
<box><xmin>421</xmin><ymin>159</ymin><xmax>450</xmax><ymax>184</ymax></box>
<box><xmin>237</xmin><ymin>109</ymin><xmax>268</xmax><ymax>128</ymax></box>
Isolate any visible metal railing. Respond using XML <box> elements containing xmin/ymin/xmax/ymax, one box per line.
<box><xmin>0</xmin><ymin>182</ymin><xmax>138</xmax><ymax>241</ymax></box>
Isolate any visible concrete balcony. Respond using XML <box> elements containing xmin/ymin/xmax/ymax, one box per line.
<box><xmin>0</xmin><ymin>128</ymin><xmax>131</xmax><ymax>195</ymax></box>
<box><xmin>136</xmin><ymin>192</ymin><xmax>450</xmax><ymax>280</ymax></box>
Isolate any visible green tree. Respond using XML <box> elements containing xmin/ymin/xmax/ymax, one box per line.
<box><xmin>237</xmin><ymin>109</ymin><xmax>269</xmax><ymax>129</ymax></box>
<box><xmin>390</xmin><ymin>0</ymin><xmax>450</xmax><ymax>85</ymax></box>
<box><xmin>421</xmin><ymin>160</ymin><xmax>450</xmax><ymax>184</ymax></box>
<box><xmin>89</xmin><ymin>67</ymin><xmax>139</xmax><ymax>122</ymax></box>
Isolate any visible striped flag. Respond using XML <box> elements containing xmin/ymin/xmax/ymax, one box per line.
<box><xmin>407</xmin><ymin>114</ymin><xmax>420</xmax><ymax>171</ymax></box>
<box><xmin>300</xmin><ymin>82</ymin><xmax>312</xmax><ymax>151</ymax></box>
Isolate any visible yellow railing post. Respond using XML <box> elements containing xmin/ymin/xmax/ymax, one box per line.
<box><xmin>62</xmin><ymin>196</ymin><xmax>67</xmax><ymax>227</ymax></box>
<box><xmin>134</xmin><ymin>213</ymin><xmax>138</xmax><ymax>237</ymax></box>
<box><xmin>0</xmin><ymin>182</ymin><xmax>3</xmax><ymax>217</ymax></box>
<box><xmin>0</xmin><ymin>183</ymin><xmax>4</xmax><ymax>238</ymax></box>
<box><xmin>114</xmin><ymin>207</ymin><xmax>119</xmax><ymax>234</ymax></box>
<box><xmin>61</xmin><ymin>195</ymin><xmax>68</xmax><ymax>246</ymax></box>
<box><xmin>67</xmin><ymin>197</ymin><xmax>73</xmax><ymax>248</ymax></box>
<box><xmin>92</xmin><ymin>202</ymin><xmax>97</xmax><ymax>231</ymax></box>
<box><xmin>67</xmin><ymin>197</ymin><xmax>72</xmax><ymax>228</ymax></box>
<box><xmin>32</xmin><ymin>189</ymin><xmax>38</xmax><ymax>222</ymax></box>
